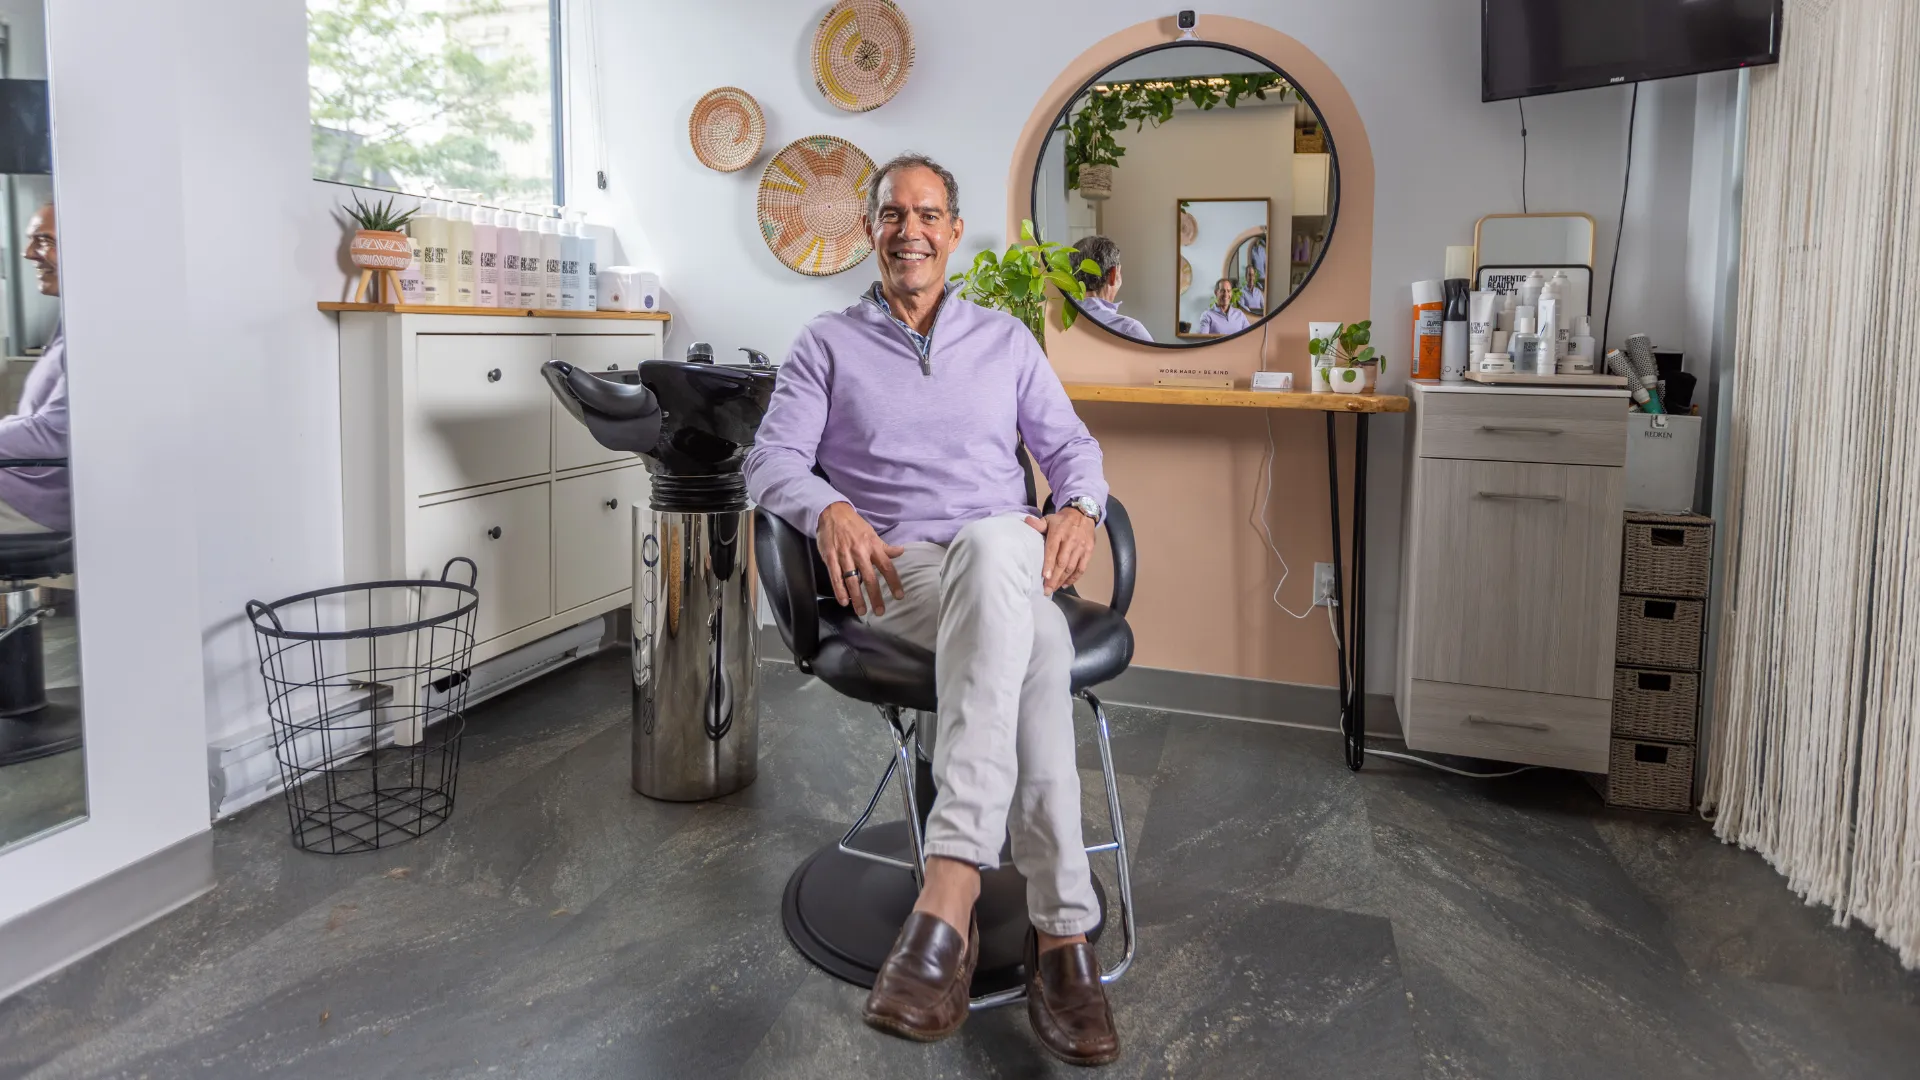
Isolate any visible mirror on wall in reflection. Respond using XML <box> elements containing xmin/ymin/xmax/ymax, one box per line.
<box><xmin>0</xmin><ymin>0</ymin><xmax>86</xmax><ymax>854</ymax></box>
<box><xmin>1031</xmin><ymin>43</ymin><xmax>1338</xmax><ymax>348</ymax></box>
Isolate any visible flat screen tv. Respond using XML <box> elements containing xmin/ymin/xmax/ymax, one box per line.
<box><xmin>1483</xmin><ymin>0</ymin><xmax>1782</xmax><ymax>101</ymax></box>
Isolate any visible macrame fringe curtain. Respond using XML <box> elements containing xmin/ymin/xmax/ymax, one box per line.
<box><xmin>1704</xmin><ymin>0</ymin><xmax>1920</xmax><ymax>967</ymax></box>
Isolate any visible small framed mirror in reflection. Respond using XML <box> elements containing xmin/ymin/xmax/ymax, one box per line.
<box><xmin>0</xmin><ymin>0</ymin><xmax>87</xmax><ymax>854</ymax></box>
<box><xmin>1032</xmin><ymin>41</ymin><xmax>1339</xmax><ymax>348</ymax></box>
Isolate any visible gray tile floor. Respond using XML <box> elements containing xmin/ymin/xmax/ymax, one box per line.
<box><xmin>3</xmin><ymin>651</ymin><xmax>1917</xmax><ymax>1078</ymax></box>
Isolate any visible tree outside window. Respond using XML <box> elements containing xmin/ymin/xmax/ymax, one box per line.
<box><xmin>308</xmin><ymin>0</ymin><xmax>557</xmax><ymax>205</ymax></box>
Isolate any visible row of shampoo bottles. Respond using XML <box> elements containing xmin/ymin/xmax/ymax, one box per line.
<box><xmin>402</xmin><ymin>199</ymin><xmax>600</xmax><ymax>311</ymax></box>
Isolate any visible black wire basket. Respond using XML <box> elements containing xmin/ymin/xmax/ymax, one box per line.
<box><xmin>246</xmin><ymin>558</ymin><xmax>479</xmax><ymax>854</ymax></box>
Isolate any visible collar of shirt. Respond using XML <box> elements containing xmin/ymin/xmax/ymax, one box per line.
<box><xmin>1083</xmin><ymin>296</ymin><xmax>1123</xmax><ymax>315</ymax></box>
<box><xmin>866</xmin><ymin>282</ymin><xmax>948</xmax><ymax>360</ymax></box>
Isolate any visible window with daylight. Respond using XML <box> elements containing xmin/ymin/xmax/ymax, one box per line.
<box><xmin>308</xmin><ymin>0</ymin><xmax>561</xmax><ymax>205</ymax></box>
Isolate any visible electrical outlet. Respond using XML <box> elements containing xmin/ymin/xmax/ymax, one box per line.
<box><xmin>1313</xmin><ymin>562</ymin><xmax>1338</xmax><ymax>607</ymax></box>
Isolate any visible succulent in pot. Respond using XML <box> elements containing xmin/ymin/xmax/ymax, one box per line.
<box><xmin>342</xmin><ymin>193</ymin><xmax>418</xmax><ymax>302</ymax></box>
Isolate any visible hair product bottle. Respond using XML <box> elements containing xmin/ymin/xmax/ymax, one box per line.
<box><xmin>1564</xmin><ymin>315</ymin><xmax>1596</xmax><ymax>374</ymax></box>
<box><xmin>576</xmin><ymin>212</ymin><xmax>599</xmax><ymax>311</ymax></box>
<box><xmin>473</xmin><ymin>204</ymin><xmax>499</xmax><ymax>308</ymax></box>
<box><xmin>411</xmin><ymin>200</ymin><xmax>448</xmax><ymax>305</ymax></box>
<box><xmin>447</xmin><ymin>200</ymin><xmax>476</xmax><ymax>306</ymax></box>
<box><xmin>558</xmin><ymin>210</ymin><xmax>583</xmax><ymax>311</ymax></box>
<box><xmin>513</xmin><ymin>209</ymin><xmax>540</xmax><ymax>307</ymax></box>
<box><xmin>397</xmin><ymin>226</ymin><xmax>425</xmax><ymax>303</ymax></box>
<box><xmin>1441</xmin><ymin>277</ymin><xmax>1470</xmax><ymax>382</ymax></box>
<box><xmin>539</xmin><ymin>212</ymin><xmax>563</xmax><ymax>309</ymax></box>
<box><xmin>1411</xmin><ymin>280</ymin><xmax>1444</xmax><ymax>380</ymax></box>
<box><xmin>493</xmin><ymin>207</ymin><xmax>521</xmax><ymax>311</ymax></box>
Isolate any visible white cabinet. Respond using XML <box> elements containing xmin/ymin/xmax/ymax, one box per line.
<box><xmin>1291</xmin><ymin>153</ymin><xmax>1330</xmax><ymax>217</ymax></box>
<box><xmin>1395</xmin><ymin>382</ymin><xmax>1629</xmax><ymax>772</ymax></box>
<box><xmin>336</xmin><ymin>310</ymin><xmax>668</xmax><ymax>670</ymax></box>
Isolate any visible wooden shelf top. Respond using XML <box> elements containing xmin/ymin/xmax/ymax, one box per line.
<box><xmin>318</xmin><ymin>302</ymin><xmax>669</xmax><ymax>321</ymax></box>
<box><xmin>1062</xmin><ymin>383</ymin><xmax>1410</xmax><ymax>414</ymax></box>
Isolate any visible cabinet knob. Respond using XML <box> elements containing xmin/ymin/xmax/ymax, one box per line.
<box><xmin>487</xmin><ymin>526</ymin><xmax>503</xmax><ymax>540</ymax></box>
<box><xmin>607</xmin><ymin>363</ymin><xmax>619</xmax><ymax>371</ymax></box>
<box><xmin>486</xmin><ymin>368</ymin><xmax>503</xmax><ymax>383</ymax></box>
<box><xmin>605</xmin><ymin>498</ymin><xmax>619</xmax><ymax>510</ymax></box>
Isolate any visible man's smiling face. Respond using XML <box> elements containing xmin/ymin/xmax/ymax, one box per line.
<box><xmin>866</xmin><ymin>165</ymin><xmax>964</xmax><ymax>299</ymax></box>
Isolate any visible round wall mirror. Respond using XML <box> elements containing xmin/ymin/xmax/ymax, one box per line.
<box><xmin>1031</xmin><ymin>43</ymin><xmax>1339</xmax><ymax>348</ymax></box>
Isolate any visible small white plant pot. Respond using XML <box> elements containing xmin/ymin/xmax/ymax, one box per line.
<box><xmin>1331</xmin><ymin>365</ymin><xmax>1366</xmax><ymax>394</ymax></box>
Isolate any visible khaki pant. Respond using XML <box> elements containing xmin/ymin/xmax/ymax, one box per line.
<box><xmin>867</xmin><ymin>513</ymin><xmax>1099</xmax><ymax>936</ymax></box>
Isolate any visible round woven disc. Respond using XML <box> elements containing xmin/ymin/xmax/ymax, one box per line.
<box><xmin>1179</xmin><ymin>256</ymin><xmax>1193</xmax><ymax>295</ymax></box>
<box><xmin>690</xmin><ymin>87</ymin><xmax>766</xmax><ymax>173</ymax></box>
<box><xmin>758</xmin><ymin>136</ymin><xmax>877</xmax><ymax>276</ymax></box>
<box><xmin>811</xmin><ymin>0</ymin><xmax>914</xmax><ymax>113</ymax></box>
<box><xmin>1179</xmin><ymin>210</ymin><xmax>1198</xmax><ymax>247</ymax></box>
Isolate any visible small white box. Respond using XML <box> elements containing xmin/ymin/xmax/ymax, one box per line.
<box><xmin>1626</xmin><ymin>413</ymin><xmax>1701</xmax><ymax>514</ymax></box>
<box><xmin>1251</xmin><ymin>371</ymin><xmax>1293</xmax><ymax>391</ymax></box>
<box><xmin>597</xmin><ymin>267</ymin><xmax>662</xmax><ymax>312</ymax></box>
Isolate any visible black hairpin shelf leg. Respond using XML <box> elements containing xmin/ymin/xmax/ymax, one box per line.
<box><xmin>1325</xmin><ymin>412</ymin><xmax>1370</xmax><ymax>770</ymax></box>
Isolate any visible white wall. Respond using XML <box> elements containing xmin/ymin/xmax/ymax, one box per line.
<box><xmin>166</xmin><ymin>0</ymin><xmax>1726</xmax><ymax>751</ymax></box>
<box><xmin>0</xmin><ymin>0</ymin><xmax>210</xmax><ymax>923</ymax></box>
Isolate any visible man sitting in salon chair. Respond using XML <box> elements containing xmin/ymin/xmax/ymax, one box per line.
<box><xmin>1195</xmin><ymin>276</ymin><xmax>1250</xmax><ymax>336</ymax></box>
<box><xmin>0</xmin><ymin>203</ymin><xmax>70</xmax><ymax>537</ymax></box>
<box><xmin>745</xmin><ymin>154</ymin><xmax>1121</xmax><ymax>1066</ymax></box>
<box><xmin>1071</xmin><ymin>235</ymin><xmax>1151</xmax><ymax>342</ymax></box>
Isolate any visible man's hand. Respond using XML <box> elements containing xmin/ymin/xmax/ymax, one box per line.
<box><xmin>818</xmin><ymin>502</ymin><xmax>905</xmax><ymax>616</ymax></box>
<box><xmin>1025</xmin><ymin>508</ymin><xmax>1097</xmax><ymax>595</ymax></box>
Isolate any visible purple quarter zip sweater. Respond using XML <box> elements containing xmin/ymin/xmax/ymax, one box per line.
<box><xmin>745</xmin><ymin>285</ymin><xmax>1108</xmax><ymax>545</ymax></box>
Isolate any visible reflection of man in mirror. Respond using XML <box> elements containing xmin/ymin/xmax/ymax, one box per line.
<box><xmin>1070</xmin><ymin>235</ymin><xmax>1151</xmax><ymax>342</ymax></box>
<box><xmin>0</xmin><ymin>204</ymin><xmax>70</xmax><ymax>534</ymax></box>
<box><xmin>746</xmin><ymin>154</ymin><xmax>1121</xmax><ymax>1064</ymax></box>
<box><xmin>1197</xmin><ymin>277</ymin><xmax>1250</xmax><ymax>335</ymax></box>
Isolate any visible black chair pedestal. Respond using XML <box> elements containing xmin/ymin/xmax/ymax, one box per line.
<box><xmin>781</xmin><ymin>821</ymin><xmax>1108</xmax><ymax>998</ymax></box>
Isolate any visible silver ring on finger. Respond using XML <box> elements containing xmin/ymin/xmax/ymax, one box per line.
<box><xmin>842</xmin><ymin>569</ymin><xmax>860</xmax><ymax>581</ymax></box>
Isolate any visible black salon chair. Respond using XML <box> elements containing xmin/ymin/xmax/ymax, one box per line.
<box><xmin>756</xmin><ymin>463</ymin><xmax>1138</xmax><ymax>1008</ymax></box>
<box><xmin>0</xmin><ymin>457</ymin><xmax>78</xmax><ymax>766</ymax></box>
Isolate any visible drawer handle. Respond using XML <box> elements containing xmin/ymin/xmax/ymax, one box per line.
<box><xmin>1478</xmin><ymin>425</ymin><xmax>1564</xmax><ymax>436</ymax></box>
<box><xmin>486</xmin><ymin>368</ymin><xmax>503</xmax><ymax>383</ymax></box>
<box><xmin>486</xmin><ymin>526</ymin><xmax>502</xmax><ymax>540</ymax></box>
<box><xmin>605</xmin><ymin>498</ymin><xmax>619</xmax><ymax>510</ymax></box>
<box><xmin>1476</xmin><ymin>491</ymin><xmax>1563</xmax><ymax>502</ymax></box>
<box><xmin>1466</xmin><ymin>714</ymin><xmax>1551</xmax><ymax>732</ymax></box>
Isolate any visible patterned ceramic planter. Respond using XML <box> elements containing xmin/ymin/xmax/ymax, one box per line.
<box><xmin>349</xmin><ymin>230</ymin><xmax>413</xmax><ymax>271</ymax></box>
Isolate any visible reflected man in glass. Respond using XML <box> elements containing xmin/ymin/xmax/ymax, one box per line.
<box><xmin>0</xmin><ymin>204</ymin><xmax>69</xmax><ymax>535</ymax></box>
<box><xmin>1196</xmin><ymin>277</ymin><xmax>1250</xmax><ymax>336</ymax></box>
<box><xmin>1069</xmin><ymin>236</ymin><xmax>1151</xmax><ymax>342</ymax></box>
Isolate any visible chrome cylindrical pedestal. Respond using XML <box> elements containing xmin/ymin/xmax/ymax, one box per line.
<box><xmin>631</xmin><ymin>505</ymin><xmax>759</xmax><ymax>800</ymax></box>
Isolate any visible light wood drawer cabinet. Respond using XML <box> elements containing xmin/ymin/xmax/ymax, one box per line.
<box><xmin>1416</xmin><ymin>390</ymin><xmax>1627</xmax><ymax>468</ymax></box>
<box><xmin>1396</xmin><ymin>382</ymin><xmax>1630</xmax><ymax>771</ymax></box>
<box><xmin>553</xmin><ymin>464</ymin><xmax>651</xmax><ymax>613</ymax></box>
<box><xmin>1407</xmin><ymin>457</ymin><xmax>1623</xmax><ymax>699</ymax></box>
<box><xmin>413</xmin><ymin>334</ymin><xmax>555</xmax><ymax>495</ymax></box>
<box><xmin>553</xmin><ymin>333</ymin><xmax>661</xmax><ymax>472</ymax></box>
<box><xmin>412</xmin><ymin>483</ymin><xmax>552</xmax><ymax>644</ymax></box>
<box><xmin>1404</xmin><ymin>680</ymin><xmax>1611</xmax><ymax>772</ymax></box>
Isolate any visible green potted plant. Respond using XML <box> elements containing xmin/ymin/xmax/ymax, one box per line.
<box><xmin>1060</xmin><ymin>73</ymin><xmax>1292</xmax><ymax>196</ymax></box>
<box><xmin>949</xmin><ymin>219</ymin><xmax>1099</xmax><ymax>348</ymax></box>
<box><xmin>1307</xmin><ymin>320</ymin><xmax>1383</xmax><ymax>394</ymax></box>
<box><xmin>342</xmin><ymin>193</ymin><xmax>418</xmax><ymax>302</ymax></box>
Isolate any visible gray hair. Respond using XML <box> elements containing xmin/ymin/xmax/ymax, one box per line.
<box><xmin>1071</xmin><ymin>236</ymin><xmax>1121</xmax><ymax>290</ymax></box>
<box><xmin>866</xmin><ymin>153</ymin><xmax>960</xmax><ymax>221</ymax></box>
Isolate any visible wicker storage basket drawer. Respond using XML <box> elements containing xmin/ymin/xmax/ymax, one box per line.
<box><xmin>1622</xmin><ymin>519</ymin><xmax>1713</xmax><ymax>598</ymax></box>
<box><xmin>1616</xmin><ymin>595</ymin><xmax>1705</xmax><ymax>670</ymax></box>
<box><xmin>1611</xmin><ymin>667</ymin><xmax>1700</xmax><ymax>742</ymax></box>
<box><xmin>1606</xmin><ymin>738</ymin><xmax>1695</xmax><ymax>812</ymax></box>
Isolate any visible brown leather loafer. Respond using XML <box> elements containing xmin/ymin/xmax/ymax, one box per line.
<box><xmin>1025</xmin><ymin>929</ymin><xmax>1120</xmax><ymax>1067</ymax></box>
<box><xmin>862</xmin><ymin>911</ymin><xmax>978</xmax><ymax>1042</ymax></box>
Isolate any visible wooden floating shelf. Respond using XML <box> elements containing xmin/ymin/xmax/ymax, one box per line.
<box><xmin>1462</xmin><ymin>371</ymin><xmax>1626</xmax><ymax>388</ymax></box>
<box><xmin>1063</xmin><ymin>383</ymin><xmax>1409</xmax><ymax>414</ymax></box>
<box><xmin>318</xmin><ymin>302</ymin><xmax>670</xmax><ymax>322</ymax></box>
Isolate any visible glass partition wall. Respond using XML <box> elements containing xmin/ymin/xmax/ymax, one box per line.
<box><xmin>0</xmin><ymin>0</ymin><xmax>86</xmax><ymax>853</ymax></box>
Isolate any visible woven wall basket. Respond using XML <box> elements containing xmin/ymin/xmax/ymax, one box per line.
<box><xmin>1179</xmin><ymin>256</ymin><xmax>1193</xmax><ymax>295</ymax></box>
<box><xmin>758</xmin><ymin>135</ymin><xmax>876</xmax><ymax>276</ymax></box>
<box><xmin>811</xmin><ymin>0</ymin><xmax>914</xmax><ymax>113</ymax></box>
<box><xmin>1179</xmin><ymin>209</ymin><xmax>1198</xmax><ymax>247</ymax></box>
<box><xmin>690</xmin><ymin>87</ymin><xmax>765</xmax><ymax>173</ymax></box>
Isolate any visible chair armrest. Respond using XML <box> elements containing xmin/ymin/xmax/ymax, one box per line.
<box><xmin>753</xmin><ymin>507</ymin><xmax>822</xmax><ymax>665</ymax></box>
<box><xmin>1102</xmin><ymin>496</ymin><xmax>1136</xmax><ymax>618</ymax></box>
<box><xmin>1041</xmin><ymin>493</ymin><xmax>1137</xmax><ymax>619</ymax></box>
<box><xmin>0</xmin><ymin>458</ymin><xmax>67</xmax><ymax>469</ymax></box>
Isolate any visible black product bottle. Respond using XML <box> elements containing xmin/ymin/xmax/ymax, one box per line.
<box><xmin>1440</xmin><ymin>277</ymin><xmax>1470</xmax><ymax>381</ymax></box>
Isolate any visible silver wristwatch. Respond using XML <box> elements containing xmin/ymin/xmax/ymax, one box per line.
<box><xmin>1064</xmin><ymin>495</ymin><xmax>1101</xmax><ymax>524</ymax></box>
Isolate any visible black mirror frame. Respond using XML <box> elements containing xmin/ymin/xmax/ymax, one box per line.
<box><xmin>1028</xmin><ymin>41</ymin><xmax>1343</xmax><ymax>351</ymax></box>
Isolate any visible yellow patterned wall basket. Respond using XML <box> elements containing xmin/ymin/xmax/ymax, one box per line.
<box><xmin>757</xmin><ymin>136</ymin><xmax>877</xmax><ymax>276</ymax></box>
<box><xmin>810</xmin><ymin>0</ymin><xmax>914</xmax><ymax>113</ymax></box>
